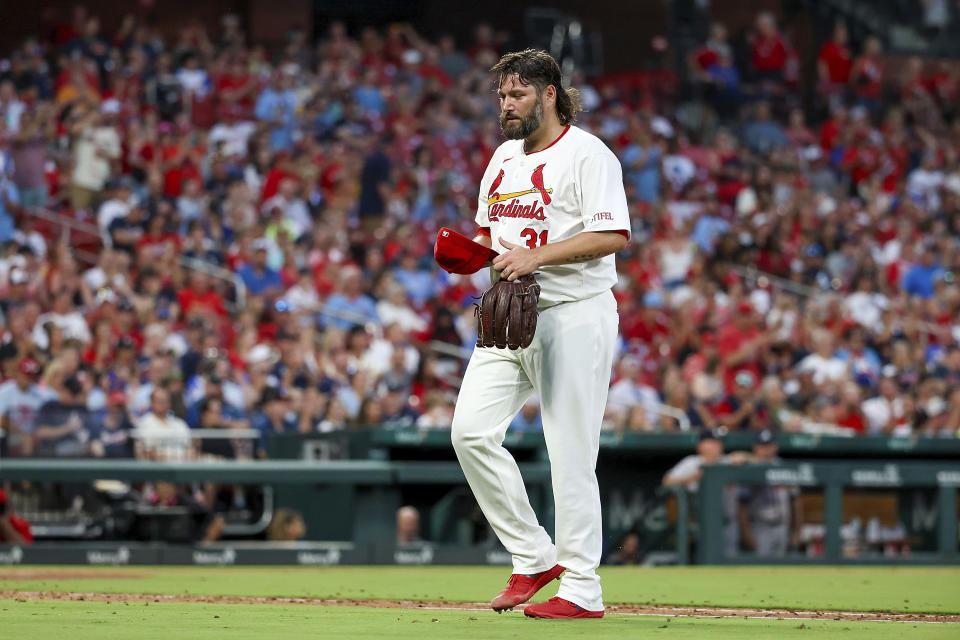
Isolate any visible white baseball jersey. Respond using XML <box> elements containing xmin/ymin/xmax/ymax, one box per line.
<box><xmin>475</xmin><ymin>125</ymin><xmax>630</xmax><ymax>306</ymax></box>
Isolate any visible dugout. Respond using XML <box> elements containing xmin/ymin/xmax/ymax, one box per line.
<box><xmin>2</xmin><ymin>430</ymin><xmax>959</xmax><ymax>566</ymax></box>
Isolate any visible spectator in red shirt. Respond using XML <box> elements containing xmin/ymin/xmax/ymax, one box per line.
<box><xmin>750</xmin><ymin>12</ymin><xmax>788</xmax><ymax>87</ymax></box>
<box><xmin>621</xmin><ymin>290</ymin><xmax>671</xmax><ymax>347</ymax></box>
<box><xmin>466</xmin><ymin>23</ymin><xmax>500</xmax><ymax>62</ymax></box>
<box><xmin>833</xmin><ymin>381</ymin><xmax>867</xmax><ymax>434</ymax></box>
<box><xmin>819</xmin><ymin>103</ymin><xmax>848</xmax><ymax>151</ymax></box>
<box><xmin>900</xmin><ymin>57</ymin><xmax>935</xmax><ymax>107</ymax></box>
<box><xmin>216</xmin><ymin>57</ymin><xmax>257</xmax><ymax>116</ymax></box>
<box><xmin>716</xmin><ymin>301</ymin><xmax>768</xmax><ymax>393</ymax></box>
<box><xmin>838</xmin><ymin>129</ymin><xmax>881</xmax><ymax>192</ymax></box>
<box><xmin>850</xmin><ymin>37</ymin><xmax>885</xmax><ymax>113</ymax></box>
<box><xmin>137</xmin><ymin>210</ymin><xmax>182</xmax><ymax>261</ymax></box>
<box><xmin>690</xmin><ymin>22</ymin><xmax>732</xmax><ymax>76</ymax></box>
<box><xmin>178</xmin><ymin>271</ymin><xmax>228</xmax><ymax>324</ymax></box>
<box><xmin>817</xmin><ymin>23</ymin><xmax>852</xmax><ymax>98</ymax></box>
<box><xmin>417</xmin><ymin>48</ymin><xmax>453</xmax><ymax>89</ymax></box>
<box><xmin>159</xmin><ymin>128</ymin><xmax>203</xmax><ymax>198</ymax></box>
<box><xmin>713</xmin><ymin>370</ymin><xmax>767</xmax><ymax>431</ymax></box>
<box><xmin>926</xmin><ymin>60</ymin><xmax>960</xmax><ymax>108</ymax></box>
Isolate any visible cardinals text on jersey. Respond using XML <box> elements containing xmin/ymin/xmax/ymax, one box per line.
<box><xmin>475</xmin><ymin>125</ymin><xmax>630</xmax><ymax>306</ymax></box>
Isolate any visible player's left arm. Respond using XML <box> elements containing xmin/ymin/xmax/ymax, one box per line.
<box><xmin>493</xmin><ymin>150</ymin><xmax>630</xmax><ymax>281</ymax></box>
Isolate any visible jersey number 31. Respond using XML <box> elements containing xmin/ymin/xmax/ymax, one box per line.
<box><xmin>521</xmin><ymin>228</ymin><xmax>548</xmax><ymax>249</ymax></box>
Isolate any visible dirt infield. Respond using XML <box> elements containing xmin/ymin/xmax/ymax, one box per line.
<box><xmin>1</xmin><ymin>590</ymin><xmax>957</xmax><ymax>624</ymax></box>
<box><xmin>0</xmin><ymin>570</ymin><xmax>148</xmax><ymax>580</ymax></box>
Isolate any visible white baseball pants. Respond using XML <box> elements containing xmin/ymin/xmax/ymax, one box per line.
<box><xmin>451</xmin><ymin>290</ymin><xmax>618</xmax><ymax>612</ymax></box>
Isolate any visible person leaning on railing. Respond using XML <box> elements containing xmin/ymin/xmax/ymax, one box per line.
<box><xmin>134</xmin><ymin>387</ymin><xmax>195</xmax><ymax>461</ymax></box>
<box><xmin>663</xmin><ymin>429</ymin><xmax>750</xmax><ymax>557</ymax></box>
<box><xmin>0</xmin><ymin>356</ymin><xmax>54</xmax><ymax>458</ymax></box>
<box><xmin>736</xmin><ymin>430</ymin><xmax>802</xmax><ymax>556</ymax></box>
<box><xmin>32</xmin><ymin>374</ymin><xmax>94</xmax><ymax>458</ymax></box>
<box><xmin>89</xmin><ymin>390</ymin><xmax>135</xmax><ymax>458</ymax></box>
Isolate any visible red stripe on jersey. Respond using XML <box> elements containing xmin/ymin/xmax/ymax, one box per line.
<box><xmin>476</xmin><ymin>227</ymin><xmax>491</xmax><ymax>237</ymax></box>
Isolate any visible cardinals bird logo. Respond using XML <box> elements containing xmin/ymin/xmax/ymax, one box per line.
<box><xmin>487</xmin><ymin>164</ymin><xmax>553</xmax><ymax>205</ymax></box>
<box><xmin>488</xmin><ymin>169</ymin><xmax>504</xmax><ymax>200</ymax></box>
<box><xmin>530</xmin><ymin>164</ymin><xmax>551</xmax><ymax>204</ymax></box>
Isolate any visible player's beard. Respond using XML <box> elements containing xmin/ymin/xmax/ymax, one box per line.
<box><xmin>499</xmin><ymin>94</ymin><xmax>543</xmax><ymax>140</ymax></box>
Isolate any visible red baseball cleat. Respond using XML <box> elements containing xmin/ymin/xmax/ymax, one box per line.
<box><xmin>490</xmin><ymin>564</ymin><xmax>565</xmax><ymax>611</ymax></box>
<box><xmin>523</xmin><ymin>597</ymin><xmax>604</xmax><ymax>619</ymax></box>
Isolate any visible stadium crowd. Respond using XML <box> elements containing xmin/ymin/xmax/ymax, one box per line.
<box><xmin>1</xmin><ymin>6</ymin><xmax>960</xmax><ymax>466</ymax></box>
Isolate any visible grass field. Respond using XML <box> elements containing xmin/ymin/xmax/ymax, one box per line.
<box><xmin>1</xmin><ymin>566</ymin><xmax>958</xmax><ymax>639</ymax></box>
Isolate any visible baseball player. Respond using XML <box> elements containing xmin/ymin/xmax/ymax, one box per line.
<box><xmin>737</xmin><ymin>430</ymin><xmax>799</xmax><ymax>556</ymax></box>
<box><xmin>438</xmin><ymin>49</ymin><xmax>629</xmax><ymax>619</ymax></box>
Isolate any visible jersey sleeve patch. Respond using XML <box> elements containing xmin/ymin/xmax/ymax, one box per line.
<box><xmin>580</xmin><ymin>152</ymin><xmax>631</xmax><ymax>239</ymax></box>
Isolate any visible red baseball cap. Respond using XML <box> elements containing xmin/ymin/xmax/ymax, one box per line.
<box><xmin>434</xmin><ymin>228</ymin><xmax>498</xmax><ymax>275</ymax></box>
<box><xmin>18</xmin><ymin>357</ymin><xmax>41</xmax><ymax>377</ymax></box>
<box><xmin>723</xmin><ymin>272</ymin><xmax>741</xmax><ymax>287</ymax></box>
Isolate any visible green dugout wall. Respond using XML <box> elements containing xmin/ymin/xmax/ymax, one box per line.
<box><xmin>696</xmin><ymin>460</ymin><xmax>960</xmax><ymax>565</ymax></box>
<box><xmin>1</xmin><ymin>430</ymin><xmax>958</xmax><ymax>565</ymax></box>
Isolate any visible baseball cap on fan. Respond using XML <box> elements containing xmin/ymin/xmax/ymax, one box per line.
<box><xmin>246</xmin><ymin>343</ymin><xmax>278</xmax><ymax>366</ymax></box>
<box><xmin>8</xmin><ymin>268</ymin><xmax>28</xmax><ymax>285</ymax></box>
<box><xmin>649</xmin><ymin>116</ymin><xmax>674</xmax><ymax>139</ymax></box>
<box><xmin>642</xmin><ymin>290</ymin><xmax>666</xmax><ymax>309</ymax></box>
<box><xmin>735</xmin><ymin>370</ymin><xmax>756</xmax><ymax>388</ymax></box>
<box><xmin>18</xmin><ymin>356</ymin><xmax>41</xmax><ymax>377</ymax></box>
<box><xmin>101</xmin><ymin>98</ymin><xmax>121</xmax><ymax>115</ymax></box>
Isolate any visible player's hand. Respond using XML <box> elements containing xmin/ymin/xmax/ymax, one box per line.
<box><xmin>493</xmin><ymin>238</ymin><xmax>541</xmax><ymax>281</ymax></box>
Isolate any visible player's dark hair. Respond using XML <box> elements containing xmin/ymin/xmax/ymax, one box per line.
<box><xmin>491</xmin><ymin>48</ymin><xmax>582</xmax><ymax>126</ymax></box>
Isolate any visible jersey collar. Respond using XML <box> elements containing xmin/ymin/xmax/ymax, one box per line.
<box><xmin>524</xmin><ymin>125</ymin><xmax>570</xmax><ymax>155</ymax></box>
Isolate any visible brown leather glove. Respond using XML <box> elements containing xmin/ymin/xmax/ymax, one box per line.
<box><xmin>475</xmin><ymin>274</ymin><xmax>540</xmax><ymax>350</ymax></box>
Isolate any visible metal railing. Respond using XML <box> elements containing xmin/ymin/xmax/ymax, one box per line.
<box><xmin>25</xmin><ymin>207</ymin><xmax>101</xmax><ymax>264</ymax></box>
<box><xmin>9</xmin><ymin>429</ymin><xmax>273</xmax><ymax>540</ymax></box>
<box><xmin>129</xmin><ymin>428</ymin><xmax>259</xmax><ymax>462</ymax></box>
<box><xmin>725</xmin><ymin>263</ymin><xmax>818</xmax><ymax>299</ymax></box>
<box><xmin>652</xmin><ymin>402</ymin><xmax>692</xmax><ymax>432</ymax></box>
<box><xmin>316</xmin><ymin>304</ymin><xmax>381</xmax><ymax>329</ymax></box>
<box><xmin>25</xmin><ymin>208</ymin><xmax>247</xmax><ymax>312</ymax></box>
<box><xmin>427</xmin><ymin>339</ymin><xmax>472</xmax><ymax>361</ymax></box>
<box><xmin>129</xmin><ymin>428</ymin><xmax>260</xmax><ymax>441</ymax></box>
